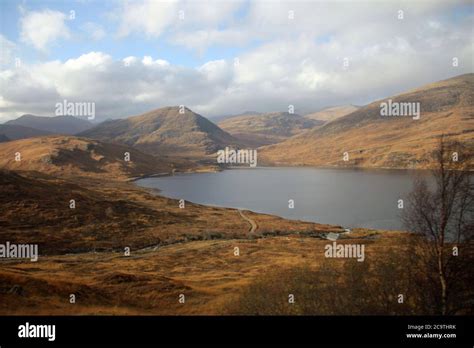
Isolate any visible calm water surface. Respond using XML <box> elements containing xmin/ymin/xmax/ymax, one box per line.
<box><xmin>136</xmin><ymin>167</ymin><xmax>431</xmax><ymax>230</ymax></box>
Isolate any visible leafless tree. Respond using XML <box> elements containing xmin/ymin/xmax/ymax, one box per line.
<box><xmin>402</xmin><ymin>136</ymin><xmax>473</xmax><ymax>314</ymax></box>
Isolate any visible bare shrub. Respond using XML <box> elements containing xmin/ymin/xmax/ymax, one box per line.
<box><xmin>402</xmin><ymin>137</ymin><xmax>474</xmax><ymax>314</ymax></box>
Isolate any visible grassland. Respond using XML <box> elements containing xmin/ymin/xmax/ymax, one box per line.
<box><xmin>0</xmin><ymin>229</ymin><xmax>414</xmax><ymax>315</ymax></box>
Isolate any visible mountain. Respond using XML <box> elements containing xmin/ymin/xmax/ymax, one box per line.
<box><xmin>305</xmin><ymin>105</ymin><xmax>360</xmax><ymax>123</ymax></box>
<box><xmin>79</xmin><ymin>106</ymin><xmax>239</xmax><ymax>158</ymax></box>
<box><xmin>0</xmin><ymin>135</ymin><xmax>191</xmax><ymax>179</ymax></box>
<box><xmin>260</xmin><ymin>74</ymin><xmax>474</xmax><ymax>169</ymax></box>
<box><xmin>0</xmin><ymin>124</ymin><xmax>53</xmax><ymax>141</ymax></box>
<box><xmin>210</xmin><ymin>111</ymin><xmax>262</xmax><ymax>124</ymax></box>
<box><xmin>6</xmin><ymin>114</ymin><xmax>93</xmax><ymax>134</ymax></box>
<box><xmin>218</xmin><ymin>112</ymin><xmax>324</xmax><ymax>147</ymax></box>
<box><xmin>0</xmin><ymin>134</ymin><xmax>10</xmax><ymax>142</ymax></box>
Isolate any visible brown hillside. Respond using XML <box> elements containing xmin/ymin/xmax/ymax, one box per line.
<box><xmin>305</xmin><ymin>105</ymin><xmax>360</xmax><ymax>123</ymax></box>
<box><xmin>219</xmin><ymin>112</ymin><xmax>323</xmax><ymax>147</ymax></box>
<box><xmin>0</xmin><ymin>135</ymin><xmax>189</xmax><ymax>180</ymax></box>
<box><xmin>79</xmin><ymin>106</ymin><xmax>240</xmax><ymax>159</ymax></box>
<box><xmin>260</xmin><ymin>74</ymin><xmax>474</xmax><ymax>169</ymax></box>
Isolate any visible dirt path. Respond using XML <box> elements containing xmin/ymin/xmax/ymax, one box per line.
<box><xmin>238</xmin><ymin>209</ymin><xmax>258</xmax><ymax>234</ymax></box>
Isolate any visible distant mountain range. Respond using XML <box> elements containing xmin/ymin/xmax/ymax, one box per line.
<box><xmin>0</xmin><ymin>115</ymin><xmax>93</xmax><ymax>141</ymax></box>
<box><xmin>6</xmin><ymin>114</ymin><xmax>93</xmax><ymax>134</ymax></box>
<box><xmin>1</xmin><ymin>74</ymin><xmax>472</xmax><ymax>170</ymax></box>
<box><xmin>218</xmin><ymin>112</ymin><xmax>323</xmax><ymax>147</ymax></box>
<box><xmin>260</xmin><ymin>73</ymin><xmax>474</xmax><ymax>169</ymax></box>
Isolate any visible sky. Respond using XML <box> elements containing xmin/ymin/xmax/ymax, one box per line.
<box><xmin>0</xmin><ymin>0</ymin><xmax>472</xmax><ymax>122</ymax></box>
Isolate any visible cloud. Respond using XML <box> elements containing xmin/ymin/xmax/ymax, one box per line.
<box><xmin>117</xmin><ymin>0</ymin><xmax>179</xmax><ymax>37</ymax></box>
<box><xmin>20</xmin><ymin>9</ymin><xmax>71</xmax><ymax>51</ymax></box>
<box><xmin>1</xmin><ymin>1</ymin><xmax>472</xmax><ymax>121</ymax></box>
<box><xmin>113</xmin><ymin>0</ymin><xmax>469</xmax><ymax>61</ymax></box>
<box><xmin>116</xmin><ymin>0</ymin><xmax>245</xmax><ymax>48</ymax></box>
<box><xmin>0</xmin><ymin>52</ymin><xmax>233</xmax><ymax>121</ymax></box>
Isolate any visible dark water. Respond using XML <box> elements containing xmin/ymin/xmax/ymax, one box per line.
<box><xmin>136</xmin><ymin>167</ymin><xmax>431</xmax><ymax>230</ymax></box>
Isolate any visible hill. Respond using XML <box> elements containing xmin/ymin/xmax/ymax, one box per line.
<box><xmin>209</xmin><ymin>111</ymin><xmax>262</xmax><ymax>124</ymax></box>
<box><xmin>260</xmin><ymin>74</ymin><xmax>474</xmax><ymax>169</ymax></box>
<box><xmin>6</xmin><ymin>114</ymin><xmax>93</xmax><ymax>135</ymax></box>
<box><xmin>218</xmin><ymin>112</ymin><xmax>323</xmax><ymax>147</ymax></box>
<box><xmin>0</xmin><ymin>135</ymin><xmax>189</xmax><ymax>179</ymax></box>
<box><xmin>305</xmin><ymin>105</ymin><xmax>360</xmax><ymax>123</ymax></box>
<box><xmin>79</xmin><ymin>106</ymin><xmax>239</xmax><ymax>158</ymax></box>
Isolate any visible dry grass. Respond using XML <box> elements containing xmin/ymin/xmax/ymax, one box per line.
<box><xmin>0</xmin><ymin>135</ymin><xmax>195</xmax><ymax>180</ymax></box>
<box><xmin>0</xmin><ymin>231</ymin><xmax>417</xmax><ymax>315</ymax></box>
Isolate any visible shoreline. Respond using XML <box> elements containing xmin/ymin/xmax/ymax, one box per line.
<box><xmin>128</xmin><ymin>160</ymin><xmax>473</xmax><ymax>183</ymax></box>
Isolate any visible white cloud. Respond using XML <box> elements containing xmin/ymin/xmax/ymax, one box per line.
<box><xmin>116</xmin><ymin>0</ymin><xmax>245</xmax><ymax>49</ymax></box>
<box><xmin>142</xmin><ymin>56</ymin><xmax>169</xmax><ymax>66</ymax></box>
<box><xmin>117</xmin><ymin>0</ymin><xmax>179</xmax><ymax>37</ymax></box>
<box><xmin>64</xmin><ymin>52</ymin><xmax>112</xmax><ymax>70</ymax></box>
<box><xmin>1</xmin><ymin>1</ymin><xmax>472</xmax><ymax>121</ymax></box>
<box><xmin>20</xmin><ymin>9</ymin><xmax>71</xmax><ymax>51</ymax></box>
<box><xmin>179</xmin><ymin>0</ymin><xmax>245</xmax><ymax>26</ymax></box>
<box><xmin>0</xmin><ymin>53</ymin><xmax>231</xmax><ymax>121</ymax></box>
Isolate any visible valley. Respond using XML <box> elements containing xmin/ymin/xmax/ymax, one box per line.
<box><xmin>0</xmin><ymin>73</ymin><xmax>473</xmax><ymax>315</ymax></box>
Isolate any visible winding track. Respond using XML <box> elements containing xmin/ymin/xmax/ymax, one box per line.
<box><xmin>238</xmin><ymin>209</ymin><xmax>258</xmax><ymax>234</ymax></box>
